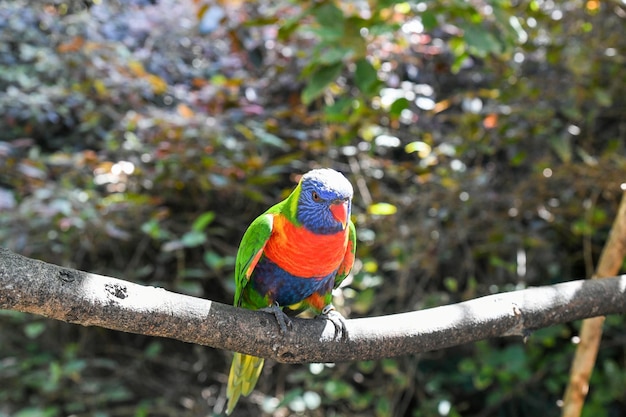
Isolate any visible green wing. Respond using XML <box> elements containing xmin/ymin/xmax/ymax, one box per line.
<box><xmin>233</xmin><ymin>212</ymin><xmax>274</xmax><ymax>308</ymax></box>
<box><xmin>334</xmin><ymin>219</ymin><xmax>357</xmax><ymax>289</ymax></box>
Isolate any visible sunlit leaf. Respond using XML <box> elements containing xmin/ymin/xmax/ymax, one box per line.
<box><xmin>405</xmin><ymin>141</ymin><xmax>431</xmax><ymax>157</ymax></box>
<box><xmin>146</xmin><ymin>74</ymin><xmax>167</xmax><ymax>95</ymax></box>
<box><xmin>177</xmin><ymin>103</ymin><xmax>194</xmax><ymax>119</ymax></box>
<box><xmin>362</xmin><ymin>260</ymin><xmax>378</xmax><ymax>273</ymax></box>
<box><xmin>93</xmin><ymin>79</ymin><xmax>107</xmax><ymax>97</ymax></box>
<box><xmin>128</xmin><ymin>60</ymin><xmax>146</xmax><ymax>77</ymax></box>
<box><xmin>367</xmin><ymin>202</ymin><xmax>397</xmax><ymax>216</ymax></box>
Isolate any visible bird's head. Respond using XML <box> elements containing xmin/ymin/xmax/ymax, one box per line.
<box><xmin>295</xmin><ymin>168</ymin><xmax>353</xmax><ymax>235</ymax></box>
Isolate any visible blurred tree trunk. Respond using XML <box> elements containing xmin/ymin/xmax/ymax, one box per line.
<box><xmin>1</xmin><ymin>247</ymin><xmax>626</xmax><ymax>364</ymax></box>
<box><xmin>561</xmin><ymin>192</ymin><xmax>626</xmax><ymax>417</ymax></box>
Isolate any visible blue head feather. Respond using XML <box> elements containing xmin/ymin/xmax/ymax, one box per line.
<box><xmin>296</xmin><ymin>169</ymin><xmax>353</xmax><ymax>235</ymax></box>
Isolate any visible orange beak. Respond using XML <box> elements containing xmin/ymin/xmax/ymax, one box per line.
<box><xmin>330</xmin><ymin>200</ymin><xmax>349</xmax><ymax>229</ymax></box>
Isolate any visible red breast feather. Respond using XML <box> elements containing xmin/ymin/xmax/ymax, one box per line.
<box><xmin>263</xmin><ymin>214</ymin><xmax>348</xmax><ymax>278</ymax></box>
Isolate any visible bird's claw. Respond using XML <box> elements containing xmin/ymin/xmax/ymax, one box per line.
<box><xmin>319</xmin><ymin>304</ymin><xmax>348</xmax><ymax>341</ymax></box>
<box><xmin>260</xmin><ymin>303</ymin><xmax>293</xmax><ymax>334</ymax></box>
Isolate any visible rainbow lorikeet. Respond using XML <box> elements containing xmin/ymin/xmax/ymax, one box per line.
<box><xmin>226</xmin><ymin>168</ymin><xmax>356</xmax><ymax>414</ymax></box>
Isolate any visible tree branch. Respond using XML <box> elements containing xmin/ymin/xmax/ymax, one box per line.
<box><xmin>1</xmin><ymin>247</ymin><xmax>625</xmax><ymax>364</ymax></box>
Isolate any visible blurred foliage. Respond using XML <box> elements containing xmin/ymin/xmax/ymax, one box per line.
<box><xmin>1</xmin><ymin>0</ymin><xmax>626</xmax><ymax>416</ymax></box>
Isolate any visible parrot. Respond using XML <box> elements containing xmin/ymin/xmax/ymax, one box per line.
<box><xmin>225</xmin><ymin>168</ymin><xmax>356</xmax><ymax>415</ymax></box>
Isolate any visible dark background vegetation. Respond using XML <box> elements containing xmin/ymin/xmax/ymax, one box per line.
<box><xmin>1</xmin><ymin>0</ymin><xmax>625</xmax><ymax>416</ymax></box>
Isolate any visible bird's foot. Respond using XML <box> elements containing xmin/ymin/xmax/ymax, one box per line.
<box><xmin>260</xmin><ymin>303</ymin><xmax>293</xmax><ymax>334</ymax></box>
<box><xmin>319</xmin><ymin>304</ymin><xmax>348</xmax><ymax>341</ymax></box>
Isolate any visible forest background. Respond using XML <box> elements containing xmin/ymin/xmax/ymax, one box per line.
<box><xmin>1</xmin><ymin>0</ymin><xmax>625</xmax><ymax>416</ymax></box>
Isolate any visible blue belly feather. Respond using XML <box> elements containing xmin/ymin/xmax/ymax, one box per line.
<box><xmin>251</xmin><ymin>257</ymin><xmax>336</xmax><ymax>306</ymax></box>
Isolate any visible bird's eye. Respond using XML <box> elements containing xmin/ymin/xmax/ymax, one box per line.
<box><xmin>312</xmin><ymin>191</ymin><xmax>321</xmax><ymax>202</ymax></box>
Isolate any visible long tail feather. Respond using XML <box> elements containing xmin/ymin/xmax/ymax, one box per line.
<box><xmin>226</xmin><ymin>352</ymin><xmax>265</xmax><ymax>415</ymax></box>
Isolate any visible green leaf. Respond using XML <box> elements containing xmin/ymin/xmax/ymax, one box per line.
<box><xmin>375</xmin><ymin>397</ymin><xmax>391</xmax><ymax>417</ymax></box>
<box><xmin>324</xmin><ymin>97</ymin><xmax>353</xmax><ymax>122</ymax></box>
<box><xmin>181</xmin><ymin>230</ymin><xmax>207</xmax><ymax>247</ymax></box>
<box><xmin>204</xmin><ymin>252</ymin><xmax>235</xmax><ymax>270</ymax></box>
<box><xmin>141</xmin><ymin>219</ymin><xmax>171</xmax><ymax>240</ymax></box>
<box><xmin>63</xmin><ymin>359</ymin><xmax>87</xmax><ymax>375</ymax></box>
<box><xmin>301</xmin><ymin>62</ymin><xmax>343</xmax><ymax>105</ymax></box>
<box><xmin>382</xmin><ymin>358</ymin><xmax>399</xmax><ymax>374</ymax></box>
<box><xmin>368</xmin><ymin>22</ymin><xmax>402</xmax><ymax>36</ymax></box>
<box><xmin>277</xmin><ymin>11</ymin><xmax>306</xmax><ymax>40</ymax></box>
<box><xmin>24</xmin><ymin>322</ymin><xmax>46</xmax><ymax>339</ymax></box>
<box><xmin>315</xmin><ymin>46</ymin><xmax>354</xmax><ymax>65</ymax></box>
<box><xmin>358</xmin><ymin>360</ymin><xmax>376</xmax><ymax>374</ymax></box>
<box><xmin>354</xmin><ymin>58</ymin><xmax>379</xmax><ymax>96</ymax></box>
<box><xmin>324</xmin><ymin>379</ymin><xmax>354</xmax><ymax>400</ymax></box>
<box><xmin>278</xmin><ymin>19</ymin><xmax>298</xmax><ymax>40</ymax></box>
<box><xmin>459</xmin><ymin>23</ymin><xmax>502</xmax><ymax>56</ymax></box>
<box><xmin>510</xmin><ymin>150</ymin><xmax>527</xmax><ymax>166</ymax></box>
<box><xmin>444</xmin><ymin>277</ymin><xmax>459</xmax><ymax>292</ymax></box>
<box><xmin>548</xmin><ymin>135</ymin><xmax>572</xmax><ymax>163</ymax></box>
<box><xmin>593</xmin><ymin>88</ymin><xmax>612</xmax><ymax>107</ymax></box>
<box><xmin>144</xmin><ymin>341</ymin><xmax>163</xmax><ymax>359</ymax></box>
<box><xmin>14</xmin><ymin>407</ymin><xmax>60</xmax><ymax>417</ymax></box>
<box><xmin>389</xmin><ymin>97</ymin><xmax>410</xmax><ymax>117</ymax></box>
<box><xmin>251</xmin><ymin>125</ymin><xmax>289</xmax><ymax>149</ymax></box>
<box><xmin>421</xmin><ymin>11</ymin><xmax>438</xmax><ymax>31</ymax></box>
<box><xmin>451</xmin><ymin>51</ymin><xmax>470</xmax><ymax>73</ymax></box>
<box><xmin>191</xmin><ymin>211</ymin><xmax>215</xmax><ymax>232</ymax></box>
<box><xmin>312</xmin><ymin>3</ymin><xmax>344</xmax><ymax>31</ymax></box>
<box><xmin>352</xmin><ymin>287</ymin><xmax>375</xmax><ymax>314</ymax></box>
<box><xmin>308</xmin><ymin>26</ymin><xmax>344</xmax><ymax>44</ymax></box>
<box><xmin>376</xmin><ymin>0</ymin><xmax>410</xmax><ymax>8</ymax></box>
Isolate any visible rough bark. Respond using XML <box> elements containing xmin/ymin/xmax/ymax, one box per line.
<box><xmin>1</xmin><ymin>247</ymin><xmax>625</xmax><ymax>364</ymax></box>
